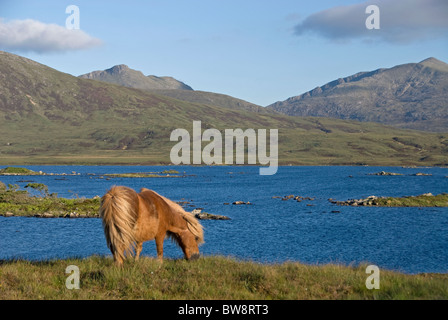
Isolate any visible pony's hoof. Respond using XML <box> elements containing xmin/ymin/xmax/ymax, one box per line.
<box><xmin>188</xmin><ymin>253</ymin><xmax>200</xmax><ymax>261</ymax></box>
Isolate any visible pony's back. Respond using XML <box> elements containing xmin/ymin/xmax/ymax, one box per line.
<box><xmin>100</xmin><ymin>186</ymin><xmax>139</xmax><ymax>263</ymax></box>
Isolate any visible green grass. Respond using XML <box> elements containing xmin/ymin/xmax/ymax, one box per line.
<box><xmin>0</xmin><ymin>255</ymin><xmax>446</xmax><ymax>299</ymax></box>
<box><xmin>0</xmin><ymin>183</ymin><xmax>100</xmax><ymax>217</ymax></box>
<box><xmin>0</xmin><ymin>167</ymin><xmax>38</xmax><ymax>175</ymax></box>
<box><xmin>374</xmin><ymin>193</ymin><xmax>448</xmax><ymax>207</ymax></box>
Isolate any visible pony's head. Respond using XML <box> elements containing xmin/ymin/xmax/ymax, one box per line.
<box><xmin>167</xmin><ymin>210</ymin><xmax>204</xmax><ymax>260</ymax></box>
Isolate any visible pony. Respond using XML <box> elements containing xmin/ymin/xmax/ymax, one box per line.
<box><xmin>99</xmin><ymin>186</ymin><xmax>204</xmax><ymax>265</ymax></box>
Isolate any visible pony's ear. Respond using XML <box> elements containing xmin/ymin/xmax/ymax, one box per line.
<box><xmin>140</xmin><ymin>187</ymin><xmax>150</xmax><ymax>193</ymax></box>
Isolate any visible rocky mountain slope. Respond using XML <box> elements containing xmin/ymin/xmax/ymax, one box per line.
<box><xmin>268</xmin><ymin>58</ymin><xmax>448</xmax><ymax>132</ymax></box>
<box><xmin>79</xmin><ymin>64</ymin><xmax>193</xmax><ymax>90</ymax></box>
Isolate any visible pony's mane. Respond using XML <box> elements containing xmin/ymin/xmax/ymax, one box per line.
<box><xmin>144</xmin><ymin>189</ymin><xmax>204</xmax><ymax>245</ymax></box>
<box><xmin>100</xmin><ymin>186</ymin><xmax>139</xmax><ymax>261</ymax></box>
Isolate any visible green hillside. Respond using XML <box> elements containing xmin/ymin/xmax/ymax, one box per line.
<box><xmin>0</xmin><ymin>51</ymin><xmax>447</xmax><ymax>166</ymax></box>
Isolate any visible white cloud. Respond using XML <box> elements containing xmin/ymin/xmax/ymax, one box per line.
<box><xmin>0</xmin><ymin>19</ymin><xmax>102</xmax><ymax>53</ymax></box>
<box><xmin>294</xmin><ymin>0</ymin><xmax>448</xmax><ymax>44</ymax></box>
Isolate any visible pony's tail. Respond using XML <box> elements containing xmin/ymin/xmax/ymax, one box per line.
<box><xmin>99</xmin><ymin>186</ymin><xmax>139</xmax><ymax>262</ymax></box>
<box><xmin>180</xmin><ymin>210</ymin><xmax>204</xmax><ymax>245</ymax></box>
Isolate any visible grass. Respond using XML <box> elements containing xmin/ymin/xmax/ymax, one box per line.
<box><xmin>0</xmin><ymin>167</ymin><xmax>39</xmax><ymax>175</ymax></box>
<box><xmin>374</xmin><ymin>193</ymin><xmax>448</xmax><ymax>207</ymax></box>
<box><xmin>0</xmin><ymin>255</ymin><xmax>447</xmax><ymax>300</ymax></box>
<box><xmin>0</xmin><ymin>182</ymin><xmax>100</xmax><ymax>217</ymax></box>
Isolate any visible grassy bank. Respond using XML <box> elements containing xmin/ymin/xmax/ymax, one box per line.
<box><xmin>0</xmin><ymin>181</ymin><xmax>100</xmax><ymax>218</ymax></box>
<box><xmin>0</xmin><ymin>255</ymin><xmax>447</xmax><ymax>300</ymax></box>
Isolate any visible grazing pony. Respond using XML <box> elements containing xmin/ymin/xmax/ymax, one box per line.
<box><xmin>100</xmin><ymin>186</ymin><xmax>204</xmax><ymax>265</ymax></box>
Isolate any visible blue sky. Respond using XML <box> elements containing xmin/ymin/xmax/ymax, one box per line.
<box><xmin>1</xmin><ymin>0</ymin><xmax>447</xmax><ymax>106</ymax></box>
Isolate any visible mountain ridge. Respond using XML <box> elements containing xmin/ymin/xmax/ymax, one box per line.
<box><xmin>80</xmin><ymin>63</ymin><xmax>271</xmax><ymax>114</ymax></box>
<box><xmin>268</xmin><ymin>57</ymin><xmax>448</xmax><ymax>132</ymax></box>
<box><xmin>79</xmin><ymin>64</ymin><xmax>193</xmax><ymax>90</ymax></box>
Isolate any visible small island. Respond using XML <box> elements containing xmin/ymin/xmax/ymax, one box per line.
<box><xmin>0</xmin><ymin>167</ymin><xmax>44</xmax><ymax>176</ymax></box>
<box><xmin>330</xmin><ymin>193</ymin><xmax>448</xmax><ymax>207</ymax></box>
<box><xmin>0</xmin><ymin>166</ymin><xmax>82</xmax><ymax>176</ymax></box>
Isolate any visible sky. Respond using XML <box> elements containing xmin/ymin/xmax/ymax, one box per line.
<box><xmin>0</xmin><ymin>0</ymin><xmax>447</xmax><ymax>106</ymax></box>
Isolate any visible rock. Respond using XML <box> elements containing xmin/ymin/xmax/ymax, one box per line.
<box><xmin>5</xmin><ymin>212</ymin><xmax>14</xmax><ymax>217</ymax></box>
<box><xmin>370</xmin><ymin>171</ymin><xmax>403</xmax><ymax>176</ymax></box>
<box><xmin>70</xmin><ymin>212</ymin><xmax>78</xmax><ymax>218</ymax></box>
<box><xmin>42</xmin><ymin>212</ymin><xmax>54</xmax><ymax>218</ymax></box>
<box><xmin>421</xmin><ymin>193</ymin><xmax>434</xmax><ymax>197</ymax></box>
<box><xmin>191</xmin><ymin>209</ymin><xmax>202</xmax><ymax>214</ymax></box>
<box><xmin>412</xmin><ymin>173</ymin><xmax>432</xmax><ymax>176</ymax></box>
<box><xmin>194</xmin><ymin>212</ymin><xmax>231</xmax><ymax>220</ymax></box>
<box><xmin>233</xmin><ymin>201</ymin><xmax>250</xmax><ymax>205</ymax></box>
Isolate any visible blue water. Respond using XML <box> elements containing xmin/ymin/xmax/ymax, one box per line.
<box><xmin>0</xmin><ymin>165</ymin><xmax>447</xmax><ymax>274</ymax></box>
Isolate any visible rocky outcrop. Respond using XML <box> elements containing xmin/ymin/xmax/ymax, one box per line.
<box><xmin>273</xmin><ymin>195</ymin><xmax>315</xmax><ymax>202</ymax></box>
<box><xmin>232</xmin><ymin>201</ymin><xmax>251</xmax><ymax>205</ymax></box>
<box><xmin>268</xmin><ymin>57</ymin><xmax>448</xmax><ymax>132</ymax></box>
<box><xmin>329</xmin><ymin>195</ymin><xmax>380</xmax><ymax>206</ymax></box>
<box><xmin>369</xmin><ymin>171</ymin><xmax>403</xmax><ymax>176</ymax></box>
<box><xmin>191</xmin><ymin>209</ymin><xmax>230</xmax><ymax>220</ymax></box>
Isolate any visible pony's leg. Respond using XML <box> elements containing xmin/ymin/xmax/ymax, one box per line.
<box><xmin>113</xmin><ymin>252</ymin><xmax>124</xmax><ymax>266</ymax></box>
<box><xmin>155</xmin><ymin>233</ymin><xmax>165</xmax><ymax>263</ymax></box>
<box><xmin>135</xmin><ymin>242</ymin><xmax>143</xmax><ymax>261</ymax></box>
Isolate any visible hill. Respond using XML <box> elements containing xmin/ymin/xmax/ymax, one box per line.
<box><xmin>0</xmin><ymin>50</ymin><xmax>447</xmax><ymax>166</ymax></box>
<box><xmin>145</xmin><ymin>88</ymin><xmax>272</xmax><ymax>114</ymax></box>
<box><xmin>268</xmin><ymin>58</ymin><xmax>448</xmax><ymax>132</ymax></box>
